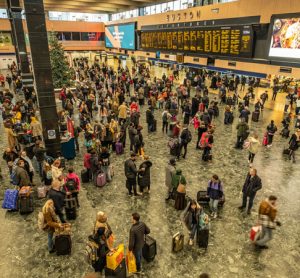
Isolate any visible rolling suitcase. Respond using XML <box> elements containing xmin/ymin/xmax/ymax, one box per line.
<box><xmin>55</xmin><ymin>224</ymin><xmax>72</xmax><ymax>256</ymax></box>
<box><xmin>65</xmin><ymin>196</ymin><xmax>77</xmax><ymax>220</ymax></box>
<box><xmin>115</xmin><ymin>142</ymin><xmax>124</xmax><ymax>155</ymax></box>
<box><xmin>104</xmin><ymin>259</ymin><xmax>127</xmax><ymax>278</ymax></box>
<box><xmin>197</xmin><ymin>191</ymin><xmax>209</xmax><ymax>205</ymax></box>
<box><xmin>251</xmin><ymin>111</ymin><xmax>259</xmax><ymax>122</ymax></box>
<box><xmin>197</xmin><ymin>228</ymin><xmax>209</xmax><ymax>249</ymax></box>
<box><xmin>37</xmin><ymin>186</ymin><xmax>47</xmax><ymax>199</ymax></box>
<box><xmin>81</xmin><ymin>169</ymin><xmax>89</xmax><ymax>183</ymax></box>
<box><xmin>142</xmin><ymin>235</ymin><xmax>157</xmax><ymax>262</ymax></box>
<box><xmin>19</xmin><ymin>192</ymin><xmax>34</xmax><ymax>215</ymax></box>
<box><xmin>152</xmin><ymin>119</ymin><xmax>157</xmax><ymax>132</ymax></box>
<box><xmin>172</xmin><ymin>232</ymin><xmax>184</xmax><ymax>253</ymax></box>
<box><xmin>2</xmin><ymin>189</ymin><xmax>18</xmax><ymax>210</ymax></box>
<box><xmin>96</xmin><ymin>172</ymin><xmax>106</xmax><ymax>187</ymax></box>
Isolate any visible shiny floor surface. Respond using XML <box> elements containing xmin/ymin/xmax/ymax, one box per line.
<box><xmin>0</xmin><ymin>60</ymin><xmax>299</xmax><ymax>278</ymax></box>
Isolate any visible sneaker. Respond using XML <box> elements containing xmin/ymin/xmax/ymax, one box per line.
<box><xmin>213</xmin><ymin>213</ymin><xmax>218</xmax><ymax>219</ymax></box>
<box><xmin>188</xmin><ymin>239</ymin><xmax>193</xmax><ymax>246</ymax></box>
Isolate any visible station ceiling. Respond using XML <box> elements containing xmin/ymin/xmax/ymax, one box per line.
<box><xmin>0</xmin><ymin>0</ymin><xmax>162</xmax><ymax>14</ymax></box>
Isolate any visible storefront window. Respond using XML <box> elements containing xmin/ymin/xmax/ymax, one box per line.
<box><xmin>48</xmin><ymin>11</ymin><xmax>108</xmax><ymax>22</ymax></box>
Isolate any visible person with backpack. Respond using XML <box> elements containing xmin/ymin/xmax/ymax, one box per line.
<box><xmin>235</xmin><ymin>118</ymin><xmax>249</xmax><ymax>149</ymax></box>
<box><xmin>206</xmin><ymin>175</ymin><xmax>224</xmax><ymax>219</ymax></box>
<box><xmin>179</xmin><ymin>125</ymin><xmax>192</xmax><ymax>159</ymax></box>
<box><xmin>64</xmin><ymin>167</ymin><xmax>80</xmax><ymax>208</ymax></box>
<box><xmin>266</xmin><ymin>120</ymin><xmax>277</xmax><ymax>147</ymax></box>
<box><xmin>48</xmin><ymin>180</ymin><xmax>67</xmax><ymax>223</ymax></box>
<box><xmin>201</xmin><ymin>129</ymin><xmax>214</xmax><ymax>162</ymax></box>
<box><xmin>90</xmin><ymin>211</ymin><xmax>114</xmax><ymax>273</ymax></box>
<box><xmin>128</xmin><ymin>212</ymin><xmax>150</xmax><ymax>274</ymax></box>
<box><xmin>41</xmin><ymin>199</ymin><xmax>63</xmax><ymax>253</ymax></box>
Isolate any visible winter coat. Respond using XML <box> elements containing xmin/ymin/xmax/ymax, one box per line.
<box><xmin>182</xmin><ymin>203</ymin><xmax>201</xmax><ymax>231</ymax></box>
<box><xmin>42</xmin><ymin>204</ymin><xmax>60</xmax><ymax>232</ymax></box>
<box><xmin>65</xmin><ymin>172</ymin><xmax>81</xmax><ymax>191</ymax></box>
<box><xmin>146</xmin><ymin>109</ymin><xmax>154</xmax><ymax>124</ymax></box>
<box><xmin>207</xmin><ymin>180</ymin><xmax>223</xmax><ymax>200</ymax></box>
<box><xmin>30</xmin><ymin>121</ymin><xmax>42</xmax><ymax>137</ymax></box>
<box><xmin>248</xmin><ymin>137</ymin><xmax>260</xmax><ymax>154</ymax></box>
<box><xmin>124</xmin><ymin>158</ymin><xmax>138</xmax><ymax>179</ymax></box>
<box><xmin>242</xmin><ymin>174</ymin><xmax>262</xmax><ymax>197</ymax></box>
<box><xmin>236</xmin><ymin>122</ymin><xmax>249</xmax><ymax>137</ymax></box>
<box><xmin>5</xmin><ymin>128</ymin><xmax>17</xmax><ymax>150</ymax></box>
<box><xmin>171</xmin><ymin>170</ymin><xmax>187</xmax><ymax>190</ymax></box>
<box><xmin>165</xmin><ymin>163</ymin><xmax>176</xmax><ymax>191</ymax></box>
<box><xmin>51</xmin><ymin>165</ymin><xmax>63</xmax><ymax>181</ymax></box>
<box><xmin>15</xmin><ymin>166</ymin><xmax>31</xmax><ymax>186</ymax></box>
<box><xmin>118</xmin><ymin>104</ymin><xmax>127</xmax><ymax>119</ymax></box>
<box><xmin>138</xmin><ymin>160</ymin><xmax>153</xmax><ymax>188</ymax></box>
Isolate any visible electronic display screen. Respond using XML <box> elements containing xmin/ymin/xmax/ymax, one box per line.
<box><xmin>140</xmin><ymin>25</ymin><xmax>253</xmax><ymax>58</ymax></box>
<box><xmin>105</xmin><ymin>23</ymin><xmax>136</xmax><ymax>50</ymax></box>
<box><xmin>268</xmin><ymin>17</ymin><xmax>300</xmax><ymax>59</ymax></box>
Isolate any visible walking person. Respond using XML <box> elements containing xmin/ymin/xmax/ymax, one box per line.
<box><xmin>255</xmin><ymin>196</ymin><xmax>281</xmax><ymax>249</ymax></box>
<box><xmin>128</xmin><ymin>212</ymin><xmax>150</xmax><ymax>274</ymax></box>
<box><xmin>288</xmin><ymin>129</ymin><xmax>300</xmax><ymax>163</ymax></box>
<box><xmin>239</xmin><ymin>168</ymin><xmax>262</xmax><ymax>214</ymax></box>
<box><xmin>246</xmin><ymin>134</ymin><xmax>260</xmax><ymax>165</ymax></box>
<box><xmin>266</xmin><ymin>120</ymin><xmax>277</xmax><ymax>147</ymax></box>
<box><xmin>179</xmin><ymin>125</ymin><xmax>192</xmax><ymax>159</ymax></box>
<box><xmin>235</xmin><ymin>118</ymin><xmax>249</xmax><ymax>149</ymax></box>
<box><xmin>206</xmin><ymin>175</ymin><xmax>224</xmax><ymax>219</ymax></box>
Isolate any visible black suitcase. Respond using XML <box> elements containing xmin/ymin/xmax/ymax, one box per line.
<box><xmin>197</xmin><ymin>191</ymin><xmax>209</xmax><ymax>205</ymax></box>
<box><xmin>104</xmin><ymin>258</ymin><xmax>127</xmax><ymax>277</ymax></box>
<box><xmin>19</xmin><ymin>194</ymin><xmax>34</xmax><ymax>214</ymax></box>
<box><xmin>152</xmin><ymin>119</ymin><xmax>157</xmax><ymax>132</ymax></box>
<box><xmin>252</xmin><ymin>111</ymin><xmax>259</xmax><ymax>122</ymax></box>
<box><xmin>197</xmin><ymin>229</ymin><xmax>209</xmax><ymax>249</ymax></box>
<box><xmin>65</xmin><ymin>196</ymin><xmax>77</xmax><ymax>220</ymax></box>
<box><xmin>55</xmin><ymin>235</ymin><xmax>72</xmax><ymax>256</ymax></box>
<box><xmin>81</xmin><ymin>169</ymin><xmax>89</xmax><ymax>183</ymax></box>
<box><xmin>142</xmin><ymin>235</ymin><xmax>157</xmax><ymax>262</ymax></box>
<box><xmin>281</xmin><ymin>128</ymin><xmax>290</xmax><ymax>138</ymax></box>
<box><xmin>283</xmin><ymin>148</ymin><xmax>290</xmax><ymax>155</ymax></box>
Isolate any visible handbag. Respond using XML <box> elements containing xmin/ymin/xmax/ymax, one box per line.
<box><xmin>176</xmin><ymin>176</ymin><xmax>186</xmax><ymax>193</ymax></box>
<box><xmin>126</xmin><ymin>250</ymin><xmax>137</xmax><ymax>274</ymax></box>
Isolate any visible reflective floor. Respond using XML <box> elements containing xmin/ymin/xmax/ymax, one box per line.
<box><xmin>0</xmin><ymin>60</ymin><xmax>299</xmax><ymax>278</ymax></box>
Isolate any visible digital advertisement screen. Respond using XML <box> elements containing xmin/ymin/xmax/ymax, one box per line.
<box><xmin>140</xmin><ymin>25</ymin><xmax>253</xmax><ymax>58</ymax></box>
<box><xmin>105</xmin><ymin>23</ymin><xmax>136</xmax><ymax>50</ymax></box>
<box><xmin>269</xmin><ymin>17</ymin><xmax>300</xmax><ymax>59</ymax></box>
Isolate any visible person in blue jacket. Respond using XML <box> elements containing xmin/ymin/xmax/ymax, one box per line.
<box><xmin>206</xmin><ymin>174</ymin><xmax>223</xmax><ymax>219</ymax></box>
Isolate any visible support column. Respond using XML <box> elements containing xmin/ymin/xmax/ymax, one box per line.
<box><xmin>23</xmin><ymin>0</ymin><xmax>61</xmax><ymax>157</ymax></box>
<box><xmin>7</xmin><ymin>0</ymin><xmax>33</xmax><ymax>87</ymax></box>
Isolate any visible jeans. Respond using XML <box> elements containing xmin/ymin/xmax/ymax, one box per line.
<box><xmin>56</xmin><ymin>209</ymin><xmax>66</xmax><ymax>223</ymax></box>
<box><xmin>102</xmin><ymin>165</ymin><xmax>112</xmax><ymax>182</ymax></box>
<box><xmin>248</xmin><ymin>152</ymin><xmax>255</xmax><ymax>163</ymax></box>
<box><xmin>242</xmin><ymin>193</ymin><xmax>255</xmax><ymax>211</ymax></box>
<box><xmin>209</xmin><ymin>198</ymin><xmax>219</xmax><ymax>213</ymax></box>
<box><xmin>48</xmin><ymin>231</ymin><xmax>54</xmax><ymax>251</ymax></box>
<box><xmin>133</xmin><ymin>249</ymin><xmax>142</xmax><ymax>271</ymax></box>
<box><xmin>255</xmin><ymin>226</ymin><xmax>273</xmax><ymax>246</ymax></box>
<box><xmin>148</xmin><ymin>123</ymin><xmax>153</xmax><ymax>132</ymax></box>
<box><xmin>189</xmin><ymin>223</ymin><xmax>197</xmax><ymax>240</ymax></box>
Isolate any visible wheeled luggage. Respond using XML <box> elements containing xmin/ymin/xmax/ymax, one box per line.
<box><xmin>283</xmin><ymin>148</ymin><xmax>290</xmax><ymax>155</ymax></box>
<box><xmin>2</xmin><ymin>189</ymin><xmax>18</xmax><ymax>210</ymax></box>
<box><xmin>96</xmin><ymin>172</ymin><xmax>106</xmax><ymax>187</ymax></box>
<box><xmin>281</xmin><ymin>128</ymin><xmax>290</xmax><ymax>138</ymax></box>
<box><xmin>197</xmin><ymin>228</ymin><xmax>209</xmax><ymax>249</ymax></box>
<box><xmin>252</xmin><ymin>111</ymin><xmax>259</xmax><ymax>122</ymax></box>
<box><xmin>81</xmin><ymin>169</ymin><xmax>89</xmax><ymax>183</ymax></box>
<box><xmin>65</xmin><ymin>196</ymin><xmax>77</xmax><ymax>220</ymax></box>
<box><xmin>37</xmin><ymin>186</ymin><xmax>47</xmax><ymax>199</ymax></box>
<box><xmin>115</xmin><ymin>142</ymin><xmax>124</xmax><ymax>155</ymax></box>
<box><xmin>142</xmin><ymin>235</ymin><xmax>157</xmax><ymax>262</ymax></box>
<box><xmin>105</xmin><ymin>259</ymin><xmax>127</xmax><ymax>277</ymax></box>
<box><xmin>174</xmin><ymin>192</ymin><xmax>186</xmax><ymax>210</ymax></box>
<box><xmin>197</xmin><ymin>191</ymin><xmax>225</xmax><ymax>207</ymax></box>
<box><xmin>19</xmin><ymin>189</ymin><xmax>34</xmax><ymax>214</ymax></box>
<box><xmin>55</xmin><ymin>224</ymin><xmax>72</xmax><ymax>255</ymax></box>
<box><xmin>172</xmin><ymin>232</ymin><xmax>184</xmax><ymax>252</ymax></box>
<box><xmin>262</xmin><ymin>133</ymin><xmax>268</xmax><ymax>146</ymax></box>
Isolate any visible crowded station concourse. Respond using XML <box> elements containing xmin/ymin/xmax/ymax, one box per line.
<box><xmin>0</xmin><ymin>0</ymin><xmax>300</xmax><ymax>277</ymax></box>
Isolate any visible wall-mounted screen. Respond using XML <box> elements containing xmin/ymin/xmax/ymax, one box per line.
<box><xmin>140</xmin><ymin>25</ymin><xmax>253</xmax><ymax>58</ymax></box>
<box><xmin>105</xmin><ymin>23</ymin><xmax>136</xmax><ymax>50</ymax></box>
<box><xmin>268</xmin><ymin>17</ymin><xmax>300</xmax><ymax>59</ymax></box>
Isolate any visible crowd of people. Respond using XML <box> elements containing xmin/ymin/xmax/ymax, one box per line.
<box><xmin>1</xmin><ymin>57</ymin><xmax>299</xmax><ymax>277</ymax></box>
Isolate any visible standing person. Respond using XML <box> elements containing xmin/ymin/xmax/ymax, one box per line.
<box><xmin>266</xmin><ymin>120</ymin><xmax>277</xmax><ymax>147</ymax></box>
<box><xmin>202</xmin><ymin>129</ymin><xmax>214</xmax><ymax>162</ymax></box>
<box><xmin>247</xmin><ymin>134</ymin><xmax>260</xmax><ymax>164</ymax></box>
<box><xmin>165</xmin><ymin>158</ymin><xmax>176</xmax><ymax>201</ymax></box>
<box><xmin>128</xmin><ymin>123</ymin><xmax>137</xmax><ymax>152</ymax></box>
<box><xmin>182</xmin><ymin>199</ymin><xmax>201</xmax><ymax>246</ymax></box>
<box><xmin>239</xmin><ymin>168</ymin><xmax>262</xmax><ymax>214</ymax></box>
<box><xmin>138</xmin><ymin>155</ymin><xmax>153</xmax><ymax>195</ymax></box>
<box><xmin>206</xmin><ymin>175</ymin><xmax>224</xmax><ymax>219</ymax></box>
<box><xmin>15</xmin><ymin>159</ymin><xmax>32</xmax><ymax>187</ymax></box>
<box><xmin>64</xmin><ymin>167</ymin><xmax>81</xmax><ymax>208</ymax></box>
<box><xmin>288</xmin><ymin>129</ymin><xmax>300</xmax><ymax>163</ymax></box>
<box><xmin>272</xmin><ymin>85</ymin><xmax>278</xmax><ymax>101</ymax></box>
<box><xmin>284</xmin><ymin>96</ymin><xmax>291</xmax><ymax>113</ymax></box>
<box><xmin>172</xmin><ymin>169</ymin><xmax>187</xmax><ymax>210</ymax></box>
<box><xmin>179</xmin><ymin>125</ymin><xmax>192</xmax><ymax>159</ymax></box>
<box><xmin>48</xmin><ymin>180</ymin><xmax>66</xmax><ymax>223</ymax></box>
<box><xmin>92</xmin><ymin>211</ymin><xmax>114</xmax><ymax>273</ymax></box>
<box><xmin>146</xmin><ymin>107</ymin><xmax>155</xmax><ymax>132</ymax></box>
<box><xmin>30</xmin><ymin>116</ymin><xmax>43</xmax><ymax>141</ymax></box>
<box><xmin>235</xmin><ymin>118</ymin><xmax>249</xmax><ymax>149</ymax></box>
<box><xmin>51</xmin><ymin>159</ymin><xmax>63</xmax><ymax>181</ymax></box>
<box><xmin>33</xmin><ymin>141</ymin><xmax>46</xmax><ymax>178</ymax></box>
<box><xmin>118</xmin><ymin>102</ymin><xmax>128</xmax><ymax>124</ymax></box>
<box><xmin>124</xmin><ymin>153</ymin><xmax>143</xmax><ymax>196</ymax></box>
<box><xmin>42</xmin><ymin>199</ymin><xmax>63</xmax><ymax>253</ymax></box>
<box><xmin>128</xmin><ymin>212</ymin><xmax>150</xmax><ymax>274</ymax></box>
<box><xmin>99</xmin><ymin>147</ymin><xmax>112</xmax><ymax>182</ymax></box>
<box><xmin>239</xmin><ymin>107</ymin><xmax>251</xmax><ymax>123</ymax></box>
<box><xmin>255</xmin><ymin>196</ymin><xmax>281</xmax><ymax>249</ymax></box>
<box><xmin>162</xmin><ymin>109</ymin><xmax>171</xmax><ymax>134</ymax></box>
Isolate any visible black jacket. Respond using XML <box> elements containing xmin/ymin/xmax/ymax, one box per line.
<box><xmin>125</xmin><ymin>159</ymin><xmax>138</xmax><ymax>179</ymax></box>
<box><xmin>48</xmin><ymin>188</ymin><xmax>66</xmax><ymax>211</ymax></box>
<box><xmin>242</xmin><ymin>174</ymin><xmax>262</xmax><ymax>197</ymax></box>
<box><xmin>138</xmin><ymin>160</ymin><xmax>153</xmax><ymax>188</ymax></box>
<box><xmin>146</xmin><ymin>109</ymin><xmax>154</xmax><ymax>124</ymax></box>
<box><xmin>129</xmin><ymin>221</ymin><xmax>150</xmax><ymax>252</ymax></box>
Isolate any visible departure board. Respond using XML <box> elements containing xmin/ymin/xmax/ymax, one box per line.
<box><xmin>140</xmin><ymin>25</ymin><xmax>253</xmax><ymax>58</ymax></box>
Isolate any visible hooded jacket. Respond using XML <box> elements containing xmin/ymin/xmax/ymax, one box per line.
<box><xmin>171</xmin><ymin>169</ymin><xmax>187</xmax><ymax>189</ymax></box>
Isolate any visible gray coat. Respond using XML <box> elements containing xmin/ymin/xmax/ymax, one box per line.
<box><xmin>165</xmin><ymin>163</ymin><xmax>176</xmax><ymax>191</ymax></box>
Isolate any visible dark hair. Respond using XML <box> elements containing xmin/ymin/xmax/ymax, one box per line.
<box><xmin>132</xmin><ymin>212</ymin><xmax>140</xmax><ymax>222</ymax></box>
<box><xmin>269</xmin><ymin>195</ymin><xmax>277</xmax><ymax>201</ymax></box>
<box><xmin>190</xmin><ymin>200</ymin><xmax>197</xmax><ymax>207</ymax></box>
<box><xmin>199</xmin><ymin>274</ymin><xmax>210</xmax><ymax>278</ymax></box>
<box><xmin>68</xmin><ymin>167</ymin><xmax>74</xmax><ymax>174</ymax></box>
<box><xmin>130</xmin><ymin>152</ymin><xmax>137</xmax><ymax>158</ymax></box>
<box><xmin>212</xmin><ymin>174</ymin><xmax>219</xmax><ymax>180</ymax></box>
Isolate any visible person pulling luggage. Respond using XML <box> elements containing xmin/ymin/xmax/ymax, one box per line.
<box><xmin>206</xmin><ymin>175</ymin><xmax>224</xmax><ymax>219</ymax></box>
<box><xmin>64</xmin><ymin>167</ymin><xmax>80</xmax><ymax>208</ymax></box>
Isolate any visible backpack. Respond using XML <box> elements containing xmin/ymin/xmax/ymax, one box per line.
<box><xmin>38</xmin><ymin>211</ymin><xmax>46</xmax><ymax>231</ymax></box>
<box><xmin>85</xmin><ymin>236</ymin><xmax>99</xmax><ymax>265</ymax></box>
<box><xmin>186</xmin><ymin>130</ymin><xmax>192</xmax><ymax>143</ymax></box>
<box><xmin>65</xmin><ymin>178</ymin><xmax>78</xmax><ymax>192</ymax></box>
<box><xmin>198</xmin><ymin>211</ymin><xmax>210</xmax><ymax>230</ymax></box>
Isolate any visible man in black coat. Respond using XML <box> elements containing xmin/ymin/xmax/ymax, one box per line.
<box><xmin>239</xmin><ymin>168</ymin><xmax>262</xmax><ymax>214</ymax></box>
<box><xmin>129</xmin><ymin>212</ymin><xmax>150</xmax><ymax>273</ymax></box>
<box><xmin>145</xmin><ymin>107</ymin><xmax>155</xmax><ymax>132</ymax></box>
<box><xmin>48</xmin><ymin>180</ymin><xmax>66</xmax><ymax>223</ymax></box>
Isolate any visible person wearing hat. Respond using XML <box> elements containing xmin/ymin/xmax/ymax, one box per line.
<box><xmin>165</xmin><ymin>158</ymin><xmax>176</xmax><ymax>201</ymax></box>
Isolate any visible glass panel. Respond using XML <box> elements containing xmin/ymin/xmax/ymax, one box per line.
<box><xmin>72</xmin><ymin>32</ymin><xmax>80</xmax><ymax>41</ymax></box>
<box><xmin>0</xmin><ymin>9</ymin><xmax>8</xmax><ymax>19</ymax></box>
